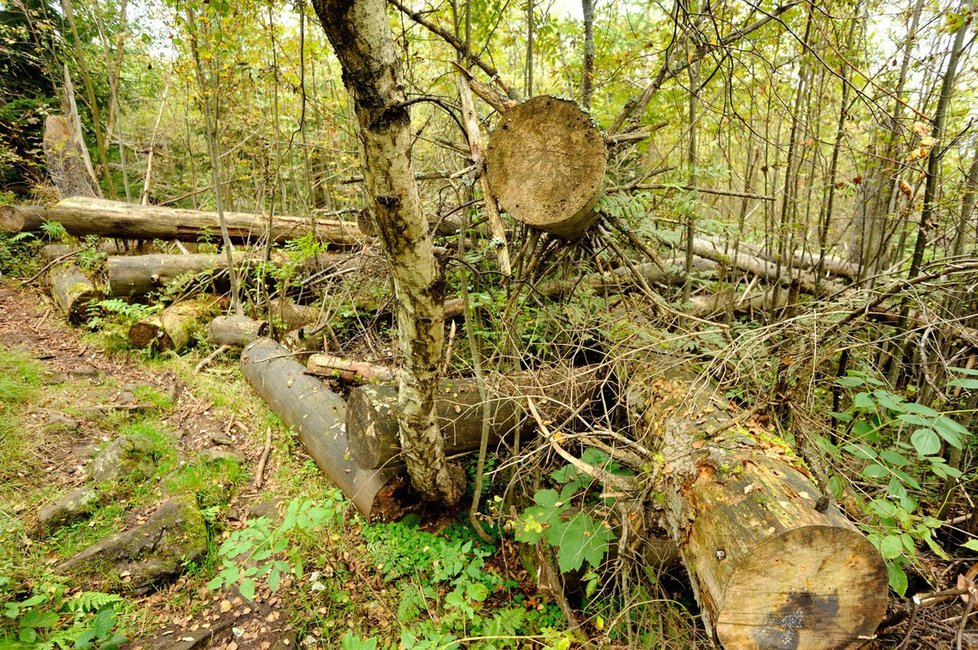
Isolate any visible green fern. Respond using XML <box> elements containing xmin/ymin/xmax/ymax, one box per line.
<box><xmin>65</xmin><ymin>592</ymin><xmax>123</xmax><ymax>614</ymax></box>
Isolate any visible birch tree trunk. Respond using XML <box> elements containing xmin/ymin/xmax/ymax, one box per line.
<box><xmin>311</xmin><ymin>0</ymin><xmax>465</xmax><ymax>504</ymax></box>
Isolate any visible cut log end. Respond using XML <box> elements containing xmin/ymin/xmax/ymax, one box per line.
<box><xmin>713</xmin><ymin>526</ymin><xmax>887</xmax><ymax>650</ymax></box>
<box><xmin>0</xmin><ymin>206</ymin><xmax>24</xmax><ymax>233</ymax></box>
<box><xmin>486</xmin><ymin>95</ymin><xmax>606</xmax><ymax>240</ymax></box>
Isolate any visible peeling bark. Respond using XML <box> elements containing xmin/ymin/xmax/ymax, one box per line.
<box><xmin>311</xmin><ymin>0</ymin><xmax>464</xmax><ymax>504</ymax></box>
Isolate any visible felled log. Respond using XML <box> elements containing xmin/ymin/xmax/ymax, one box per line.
<box><xmin>240</xmin><ymin>338</ymin><xmax>407</xmax><ymax>520</ymax></box>
<box><xmin>49</xmin><ymin>265</ymin><xmax>101</xmax><ymax>324</ymax></box>
<box><xmin>622</xmin><ymin>353</ymin><xmax>887</xmax><ymax>649</ymax></box>
<box><xmin>128</xmin><ymin>296</ymin><xmax>222</xmax><ymax>352</ymax></box>
<box><xmin>684</xmin><ymin>237</ymin><xmax>844</xmax><ymax>297</ymax></box>
<box><xmin>107</xmin><ymin>252</ymin><xmax>349</xmax><ymax>298</ymax></box>
<box><xmin>268</xmin><ymin>298</ymin><xmax>319</xmax><ymax>331</ymax></box>
<box><xmin>307</xmin><ymin>354</ymin><xmax>398</xmax><ymax>384</ymax></box>
<box><xmin>1</xmin><ymin>197</ymin><xmax>364</xmax><ymax>246</ymax></box>
<box><xmin>41</xmin><ymin>241</ymin><xmax>131</xmax><ymax>265</ymax></box>
<box><xmin>347</xmin><ymin>367</ymin><xmax>601</xmax><ymax>469</ymax></box>
<box><xmin>486</xmin><ymin>96</ymin><xmax>605</xmax><ymax>239</ymax></box>
<box><xmin>207</xmin><ymin>315</ymin><xmax>269</xmax><ymax>348</ymax></box>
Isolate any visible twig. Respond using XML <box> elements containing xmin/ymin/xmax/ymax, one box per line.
<box><xmin>21</xmin><ymin>249</ymin><xmax>82</xmax><ymax>286</ymax></box>
<box><xmin>194</xmin><ymin>344</ymin><xmax>230</xmax><ymax>373</ymax></box>
<box><xmin>527</xmin><ymin>397</ymin><xmax>638</xmax><ymax>492</ymax></box>
<box><xmin>895</xmin><ymin>595</ymin><xmax>920</xmax><ymax>650</ymax></box>
<box><xmin>254</xmin><ymin>427</ymin><xmax>272</xmax><ymax>490</ymax></box>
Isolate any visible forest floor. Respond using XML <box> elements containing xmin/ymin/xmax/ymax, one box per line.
<box><xmin>0</xmin><ymin>277</ymin><xmax>573</xmax><ymax>650</ymax></box>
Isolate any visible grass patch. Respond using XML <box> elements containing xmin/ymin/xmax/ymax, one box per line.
<box><xmin>0</xmin><ymin>347</ymin><xmax>41</xmax><ymax>405</ymax></box>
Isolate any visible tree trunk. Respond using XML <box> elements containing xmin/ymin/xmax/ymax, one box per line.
<box><xmin>312</xmin><ymin>0</ymin><xmax>464</xmax><ymax>504</ymax></box>
<box><xmin>43</xmin><ymin>115</ymin><xmax>98</xmax><ymax>198</ymax></box>
<box><xmin>207</xmin><ymin>315</ymin><xmax>269</xmax><ymax>348</ymax></box>
<box><xmin>49</xmin><ymin>265</ymin><xmax>101</xmax><ymax>324</ymax></box>
<box><xmin>347</xmin><ymin>366</ymin><xmax>600</xmax><ymax>469</ymax></box>
<box><xmin>1</xmin><ymin>198</ymin><xmax>363</xmax><ymax>246</ymax></box>
<box><xmin>107</xmin><ymin>252</ymin><xmax>346</xmax><ymax>298</ymax></box>
<box><xmin>241</xmin><ymin>338</ymin><xmax>409</xmax><ymax>520</ymax></box>
<box><xmin>128</xmin><ymin>296</ymin><xmax>223</xmax><ymax>352</ymax></box>
<box><xmin>621</xmin><ymin>355</ymin><xmax>888</xmax><ymax>648</ymax></box>
<box><xmin>907</xmin><ymin>5</ymin><xmax>969</xmax><ymax>280</ymax></box>
<box><xmin>580</xmin><ymin>0</ymin><xmax>595</xmax><ymax>109</ymax></box>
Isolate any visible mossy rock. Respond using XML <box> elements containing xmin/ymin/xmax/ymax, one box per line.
<box><xmin>55</xmin><ymin>495</ymin><xmax>207</xmax><ymax>593</ymax></box>
<box><xmin>36</xmin><ymin>486</ymin><xmax>99</xmax><ymax>534</ymax></box>
<box><xmin>88</xmin><ymin>434</ymin><xmax>159</xmax><ymax>484</ymax></box>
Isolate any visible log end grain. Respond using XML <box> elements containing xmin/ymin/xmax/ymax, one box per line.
<box><xmin>486</xmin><ymin>96</ymin><xmax>606</xmax><ymax>240</ymax></box>
<box><xmin>129</xmin><ymin>319</ymin><xmax>171</xmax><ymax>351</ymax></box>
<box><xmin>0</xmin><ymin>206</ymin><xmax>24</xmax><ymax>233</ymax></box>
<box><xmin>713</xmin><ymin>526</ymin><xmax>887</xmax><ymax>650</ymax></box>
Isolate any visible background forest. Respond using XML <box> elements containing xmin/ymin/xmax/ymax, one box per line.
<box><xmin>2</xmin><ymin>0</ymin><xmax>978</xmax><ymax>648</ymax></box>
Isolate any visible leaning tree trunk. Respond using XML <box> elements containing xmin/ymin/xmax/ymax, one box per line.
<box><xmin>312</xmin><ymin>0</ymin><xmax>464</xmax><ymax>504</ymax></box>
<box><xmin>621</xmin><ymin>352</ymin><xmax>887</xmax><ymax>649</ymax></box>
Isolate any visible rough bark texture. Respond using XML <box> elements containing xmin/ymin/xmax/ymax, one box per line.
<box><xmin>107</xmin><ymin>252</ymin><xmax>347</xmax><ymax>298</ymax></box>
<box><xmin>1</xmin><ymin>198</ymin><xmax>363</xmax><ymax>246</ymax></box>
<box><xmin>207</xmin><ymin>315</ymin><xmax>269</xmax><ymax>348</ymax></box>
<box><xmin>49</xmin><ymin>264</ymin><xmax>101</xmax><ymax>324</ymax></box>
<box><xmin>347</xmin><ymin>367</ymin><xmax>602</xmax><ymax>468</ymax></box>
<box><xmin>486</xmin><ymin>96</ymin><xmax>606</xmax><ymax>239</ymax></box>
<box><xmin>307</xmin><ymin>354</ymin><xmax>399</xmax><ymax>384</ymax></box>
<box><xmin>43</xmin><ymin>115</ymin><xmax>98</xmax><ymax>198</ymax></box>
<box><xmin>312</xmin><ymin>0</ymin><xmax>464</xmax><ymax>504</ymax></box>
<box><xmin>241</xmin><ymin>338</ymin><xmax>408</xmax><ymax>520</ymax></box>
<box><xmin>622</xmin><ymin>354</ymin><xmax>887</xmax><ymax>649</ymax></box>
<box><xmin>128</xmin><ymin>296</ymin><xmax>222</xmax><ymax>352</ymax></box>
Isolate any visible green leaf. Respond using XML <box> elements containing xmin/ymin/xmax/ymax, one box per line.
<box><xmin>465</xmin><ymin>582</ymin><xmax>489</xmax><ymax>602</ymax></box>
<box><xmin>879</xmin><ymin>450</ymin><xmax>910</xmax><ymax>467</ymax></box>
<box><xmin>18</xmin><ymin>609</ymin><xmax>59</xmax><ymax>629</ymax></box>
<box><xmin>872</xmin><ymin>390</ymin><xmax>904</xmax><ymax>412</ymax></box>
<box><xmin>844</xmin><ymin>443</ymin><xmax>877</xmax><ymax>460</ymax></box>
<box><xmin>239</xmin><ymin>578</ymin><xmax>256</xmax><ymax>601</ymax></box>
<box><xmin>933</xmin><ymin>417</ymin><xmax>969</xmax><ymax>448</ymax></box>
<box><xmin>910</xmin><ymin>428</ymin><xmax>941</xmax><ymax>456</ymax></box>
<box><xmin>887</xmin><ymin>562</ymin><xmax>908</xmax><ymax>596</ymax></box>
<box><xmin>861</xmin><ymin>463</ymin><xmax>888</xmax><ymax>480</ymax></box>
<box><xmin>835</xmin><ymin>375</ymin><xmax>865</xmax><ymax>388</ymax></box>
<box><xmin>947</xmin><ymin>378</ymin><xmax>978</xmax><ymax>390</ymax></box>
<box><xmin>961</xmin><ymin>539</ymin><xmax>978</xmax><ymax>552</ymax></box>
<box><xmin>853</xmin><ymin>392</ymin><xmax>874</xmax><ymax>410</ymax></box>
<box><xmin>553</xmin><ymin>513</ymin><xmax>616</xmax><ymax>573</ymax></box>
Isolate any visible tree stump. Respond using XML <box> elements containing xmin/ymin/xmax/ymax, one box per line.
<box><xmin>128</xmin><ymin>296</ymin><xmax>222</xmax><ymax>352</ymax></box>
<box><xmin>49</xmin><ymin>265</ymin><xmax>101</xmax><ymax>324</ymax></box>
<box><xmin>486</xmin><ymin>96</ymin><xmax>606</xmax><ymax>240</ymax></box>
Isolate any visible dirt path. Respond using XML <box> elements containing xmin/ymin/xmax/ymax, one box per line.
<box><xmin>0</xmin><ymin>282</ymin><xmax>295</xmax><ymax>650</ymax></box>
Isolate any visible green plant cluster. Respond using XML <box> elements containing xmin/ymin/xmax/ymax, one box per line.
<box><xmin>821</xmin><ymin>370</ymin><xmax>977</xmax><ymax>594</ymax></box>
<box><xmin>515</xmin><ymin>448</ymin><xmax>619</xmax><ymax>577</ymax></box>
<box><xmin>0</xmin><ymin>581</ymin><xmax>126</xmax><ymax>650</ymax></box>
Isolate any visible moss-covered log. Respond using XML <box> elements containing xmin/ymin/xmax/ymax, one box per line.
<box><xmin>241</xmin><ymin>338</ymin><xmax>408</xmax><ymax>520</ymax></box>
<box><xmin>128</xmin><ymin>296</ymin><xmax>223</xmax><ymax>352</ymax></box>
<box><xmin>49</xmin><ymin>264</ymin><xmax>101</xmax><ymax>324</ymax></box>
<box><xmin>624</xmin><ymin>356</ymin><xmax>888</xmax><ymax>649</ymax></box>
<box><xmin>1</xmin><ymin>198</ymin><xmax>363</xmax><ymax>246</ymax></box>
